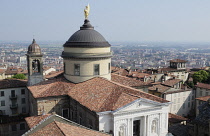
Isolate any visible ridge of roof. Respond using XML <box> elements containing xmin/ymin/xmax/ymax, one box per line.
<box><xmin>54</xmin><ymin>121</ymin><xmax>66</xmax><ymax>136</ymax></box>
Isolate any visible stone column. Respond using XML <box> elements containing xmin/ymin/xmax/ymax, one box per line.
<box><xmin>143</xmin><ymin>116</ymin><xmax>147</xmax><ymax>136</ymax></box>
<box><xmin>146</xmin><ymin>115</ymin><xmax>150</xmax><ymax>136</ymax></box>
<box><xmin>131</xmin><ymin>118</ymin><xmax>133</xmax><ymax>136</ymax></box>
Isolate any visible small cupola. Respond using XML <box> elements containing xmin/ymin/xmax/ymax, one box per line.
<box><xmin>27</xmin><ymin>39</ymin><xmax>42</xmax><ymax>55</ymax></box>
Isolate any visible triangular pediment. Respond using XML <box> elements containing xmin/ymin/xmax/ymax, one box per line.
<box><xmin>113</xmin><ymin>98</ymin><xmax>164</xmax><ymax>114</ymax></box>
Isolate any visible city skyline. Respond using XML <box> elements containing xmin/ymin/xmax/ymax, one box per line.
<box><xmin>1</xmin><ymin>0</ymin><xmax>210</xmax><ymax>42</ymax></box>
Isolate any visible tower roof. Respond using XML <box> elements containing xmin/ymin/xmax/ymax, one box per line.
<box><xmin>27</xmin><ymin>39</ymin><xmax>42</xmax><ymax>55</ymax></box>
<box><xmin>63</xmin><ymin>19</ymin><xmax>111</xmax><ymax>48</ymax></box>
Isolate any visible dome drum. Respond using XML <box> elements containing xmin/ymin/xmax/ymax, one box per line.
<box><xmin>61</xmin><ymin>51</ymin><xmax>112</xmax><ymax>59</ymax></box>
<box><xmin>63</xmin><ymin>42</ymin><xmax>111</xmax><ymax>48</ymax></box>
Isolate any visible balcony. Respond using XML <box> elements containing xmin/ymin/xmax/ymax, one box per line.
<box><xmin>9</xmin><ymin>95</ymin><xmax>17</xmax><ymax>99</ymax></box>
<box><xmin>10</xmin><ymin>104</ymin><xmax>18</xmax><ymax>109</ymax></box>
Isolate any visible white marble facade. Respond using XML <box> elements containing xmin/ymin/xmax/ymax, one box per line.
<box><xmin>98</xmin><ymin>98</ymin><xmax>170</xmax><ymax>136</ymax></box>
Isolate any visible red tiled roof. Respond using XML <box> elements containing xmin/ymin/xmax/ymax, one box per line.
<box><xmin>148</xmin><ymin>84</ymin><xmax>170</xmax><ymax>93</ymax></box>
<box><xmin>196</xmin><ymin>82</ymin><xmax>210</xmax><ymax>90</ymax></box>
<box><xmin>111</xmin><ymin>74</ymin><xmax>147</xmax><ymax>87</ymax></box>
<box><xmin>25</xmin><ymin>114</ymin><xmax>111</xmax><ymax>136</ymax></box>
<box><xmin>30</xmin><ymin>121</ymin><xmax>111</xmax><ymax>136</ymax></box>
<box><xmin>169</xmin><ymin>59</ymin><xmax>187</xmax><ymax>63</ymax></box>
<box><xmin>0</xmin><ymin>69</ymin><xmax>6</xmax><ymax>74</ymax></box>
<box><xmin>169</xmin><ymin>113</ymin><xmax>188</xmax><ymax>123</ymax></box>
<box><xmin>112</xmin><ymin>68</ymin><xmax>129</xmax><ymax>76</ymax></box>
<box><xmin>162</xmin><ymin>79</ymin><xmax>182</xmax><ymax>87</ymax></box>
<box><xmin>29</xmin><ymin>121</ymin><xmax>65</xmax><ymax>136</ymax></box>
<box><xmin>5</xmin><ymin>67</ymin><xmax>27</xmax><ymax>75</ymax></box>
<box><xmin>0</xmin><ymin>79</ymin><xmax>27</xmax><ymax>89</ymax></box>
<box><xmin>196</xmin><ymin>95</ymin><xmax>210</xmax><ymax>102</ymax></box>
<box><xmin>45</xmin><ymin>71</ymin><xmax>64</xmax><ymax>79</ymax></box>
<box><xmin>127</xmin><ymin>72</ymin><xmax>150</xmax><ymax>78</ymax></box>
<box><xmin>28</xmin><ymin>76</ymin><xmax>75</xmax><ymax>98</ymax></box>
<box><xmin>25</xmin><ymin>114</ymin><xmax>51</xmax><ymax>128</ymax></box>
<box><xmin>68</xmin><ymin>77</ymin><xmax>168</xmax><ymax>112</ymax></box>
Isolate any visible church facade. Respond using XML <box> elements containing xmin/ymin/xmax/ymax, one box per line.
<box><xmin>26</xmin><ymin>16</ymin><xmax>171</xmax><ymax>136</ymax></box>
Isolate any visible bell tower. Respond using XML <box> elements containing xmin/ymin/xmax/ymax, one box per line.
<box><xmin>26</xmin><ymin>39</ymin><xmax>44</xmax><ymax>86</ymax></box>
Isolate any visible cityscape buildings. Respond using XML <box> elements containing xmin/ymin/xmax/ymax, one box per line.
<box><xmin>1</xmin><ymin>3</ymin><xmax>210</xmax><ymax>136</ymax></box>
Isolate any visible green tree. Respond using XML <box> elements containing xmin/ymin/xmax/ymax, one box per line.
<box><xmin>187</xmin><ymin>81</ymin><xmax>194</xmax><ymax>88</ymax></box>
<box><xmin>192</xmin><ymin>70</ymin><xmax>209</xmax><ymax>84</ymax></box>
<box><xmin>12</xmin><ymin>74</ymin><xmax>26</xmax><ymax>80</ymax></box>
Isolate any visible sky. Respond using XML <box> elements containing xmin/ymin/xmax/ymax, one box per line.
<box><xmin>1</xmin><ymin>0</ymin><xmax>210</xmax><ymax>43</ymax></box>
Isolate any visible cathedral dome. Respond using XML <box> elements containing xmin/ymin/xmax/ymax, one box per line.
<box><xmin>27</xmin><ymin>39</ymin><xmax>42</xmax><ymax>55</ymax></box>
<box><xmin>63</xmin><ymin>19</ymin><xmax>111</xmax><ymax>48</ymax></box>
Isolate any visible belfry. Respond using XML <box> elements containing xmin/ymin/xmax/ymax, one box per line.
<box><xmin>26</xmin><ymin>39</ymin><xmax>44</xmax><ymax>86</ymax></box>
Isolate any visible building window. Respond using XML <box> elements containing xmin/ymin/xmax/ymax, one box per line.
<box><xmin>62</xmin><ymin>108</ymin><xmax>69</xmax><ymax>119</ymax></box>
<box><xmin>21</xmin><ymin>89</ymin><xmax>25</xmax><ymax>95</ymax></box>
<box><xmin>22</xmin><ymin>107</ymin><xmax>26</xmax><ymax>113</ymax></box>
<box><xmin>94</xmin><ymin>64</ymin><xmax>100</xmax><ymax>75</ymax></box>
<box><xmin>188</xmin><ymin>102</ymin><xmax>190</xmax><ymax>108</ymax></box>
<box><xmin>188</xmin><ymin>96</ymin><xmax>190</xmax><ymax>101</ymax></box>
<box><xmin>206</xmin><ymin>92</ymin><xmax>209</xmax><ymax>96</ymax></box>
<box><xmin>21</xmin><ymin>98</ymin><xmax>26</xmax><ymax>104</ymax></box>
<box><xmin>0</xmin><ymin>91</ymin><xmax>4</xmax><ymax>97</ymax></box>
<box><xmin>108</xmin><ymin>63</ymin><xmax>111</xmax><ymax>73</ymax></box>
<box><xmin>11</xmin><ymin>124</ymin><xmax>17</xmax><ymax>131</ymax></box>
<box><xmin>20</xmin><ymin>123</ymin><xmax>25</xmax><ymax>130</ymax></box>
<box><xmin>74</xmin><ymin>64</ymin><xmax>80</xmax><ymax>76</ymax></box>
<box><xmin>1</xmin><ymin>100</ymin><xmax>5</xmax><ymax>106</ymax></box>
<box><xmin>11</xmin><ymin>90</ymin><xmax>15</xmax><ymax>97</ymax></box>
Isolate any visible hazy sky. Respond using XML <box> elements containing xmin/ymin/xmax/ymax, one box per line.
<box><xmin>1</xmin><ymin>0</ymin><xmax>210</xmax><ymax>42</ymax></box>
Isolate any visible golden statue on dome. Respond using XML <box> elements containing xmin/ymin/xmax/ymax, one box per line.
<box><xmin>84</xmin><ymin>4</ymin><xmax>90</xmax><ymax>19</ymax></box>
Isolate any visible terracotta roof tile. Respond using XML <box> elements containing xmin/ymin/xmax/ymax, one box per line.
<box><xmin>112</xmin><ymin>68</ymin><xmax>129</xmax><ymax>76</ymax></box>
<box><xmin>169</xmin><ymin>59</ymin><xmax>187</xmax><ymax>63</ymax></box>
<box><xmin>25</xmin><ymin>114</ymin><xmax>51</xmax><ymax>129</ymax></box>
<box><xmin>162</xmin><ymin>79</ymin><xmax>182</xmax><ymax>87</ymax></box>
<box><xmin>0</xmin><ymin>79</ymin><xmax>27</xmax><ymax>89</ymax></box>
<box><xmin>148</xmin><ymin>84</ymin><xmax>170</xmax><ymax>93</ymax></box>
<box><xmin>29</xmin><ymin>121</ymin><xmax>65</xmax><ymax>136</ymax></box>
<box><xmin>0</xmin><ymin>69</ymin><xmax>6</xmax><ymax>74</ymax></box>
<box><xmin>5</xmin><ymin>67</ymin><xmax>27</xmax><ymax>75</ymax></box>
<box><xmin>45</xmin><ymin>71</ymin><xmax>64</xmax><ymax>79</ymax></box>
<box><xmin>56</xmin><ymin>121</ymin><xmax>110</xmax><ymax>136</ymax></box>
<box><xmin>169</xmin><ymin>113</ymin><xmax>188</xmax><ymax>123</ymax></box>
<box><xmin>196</xmin><ymin>82</ymin><xmax>210</xmax><ymax>90</ymax></box>
<box><xmin>111</xmin><ymin>74</ymin><xmax>147</xmax><ymax>87</ymax></box>
<box><xmin>28</xmin><ymin>76</ymin><xmax>75</xmax><ymax>98</ymax></box>
<box><xmin>196</xmin><ymin>95</ymin><xmax>210</xmax><ymax>102</ymax></box>
<box><xmin>25</xmin><ymin>115</ymin><xmax>110</xmax><ymax>136</ymax></box>
<box><xmin>68</xmin><ymin>77</ymin><xmax>168</xmax><ymax>112</ymax></box>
